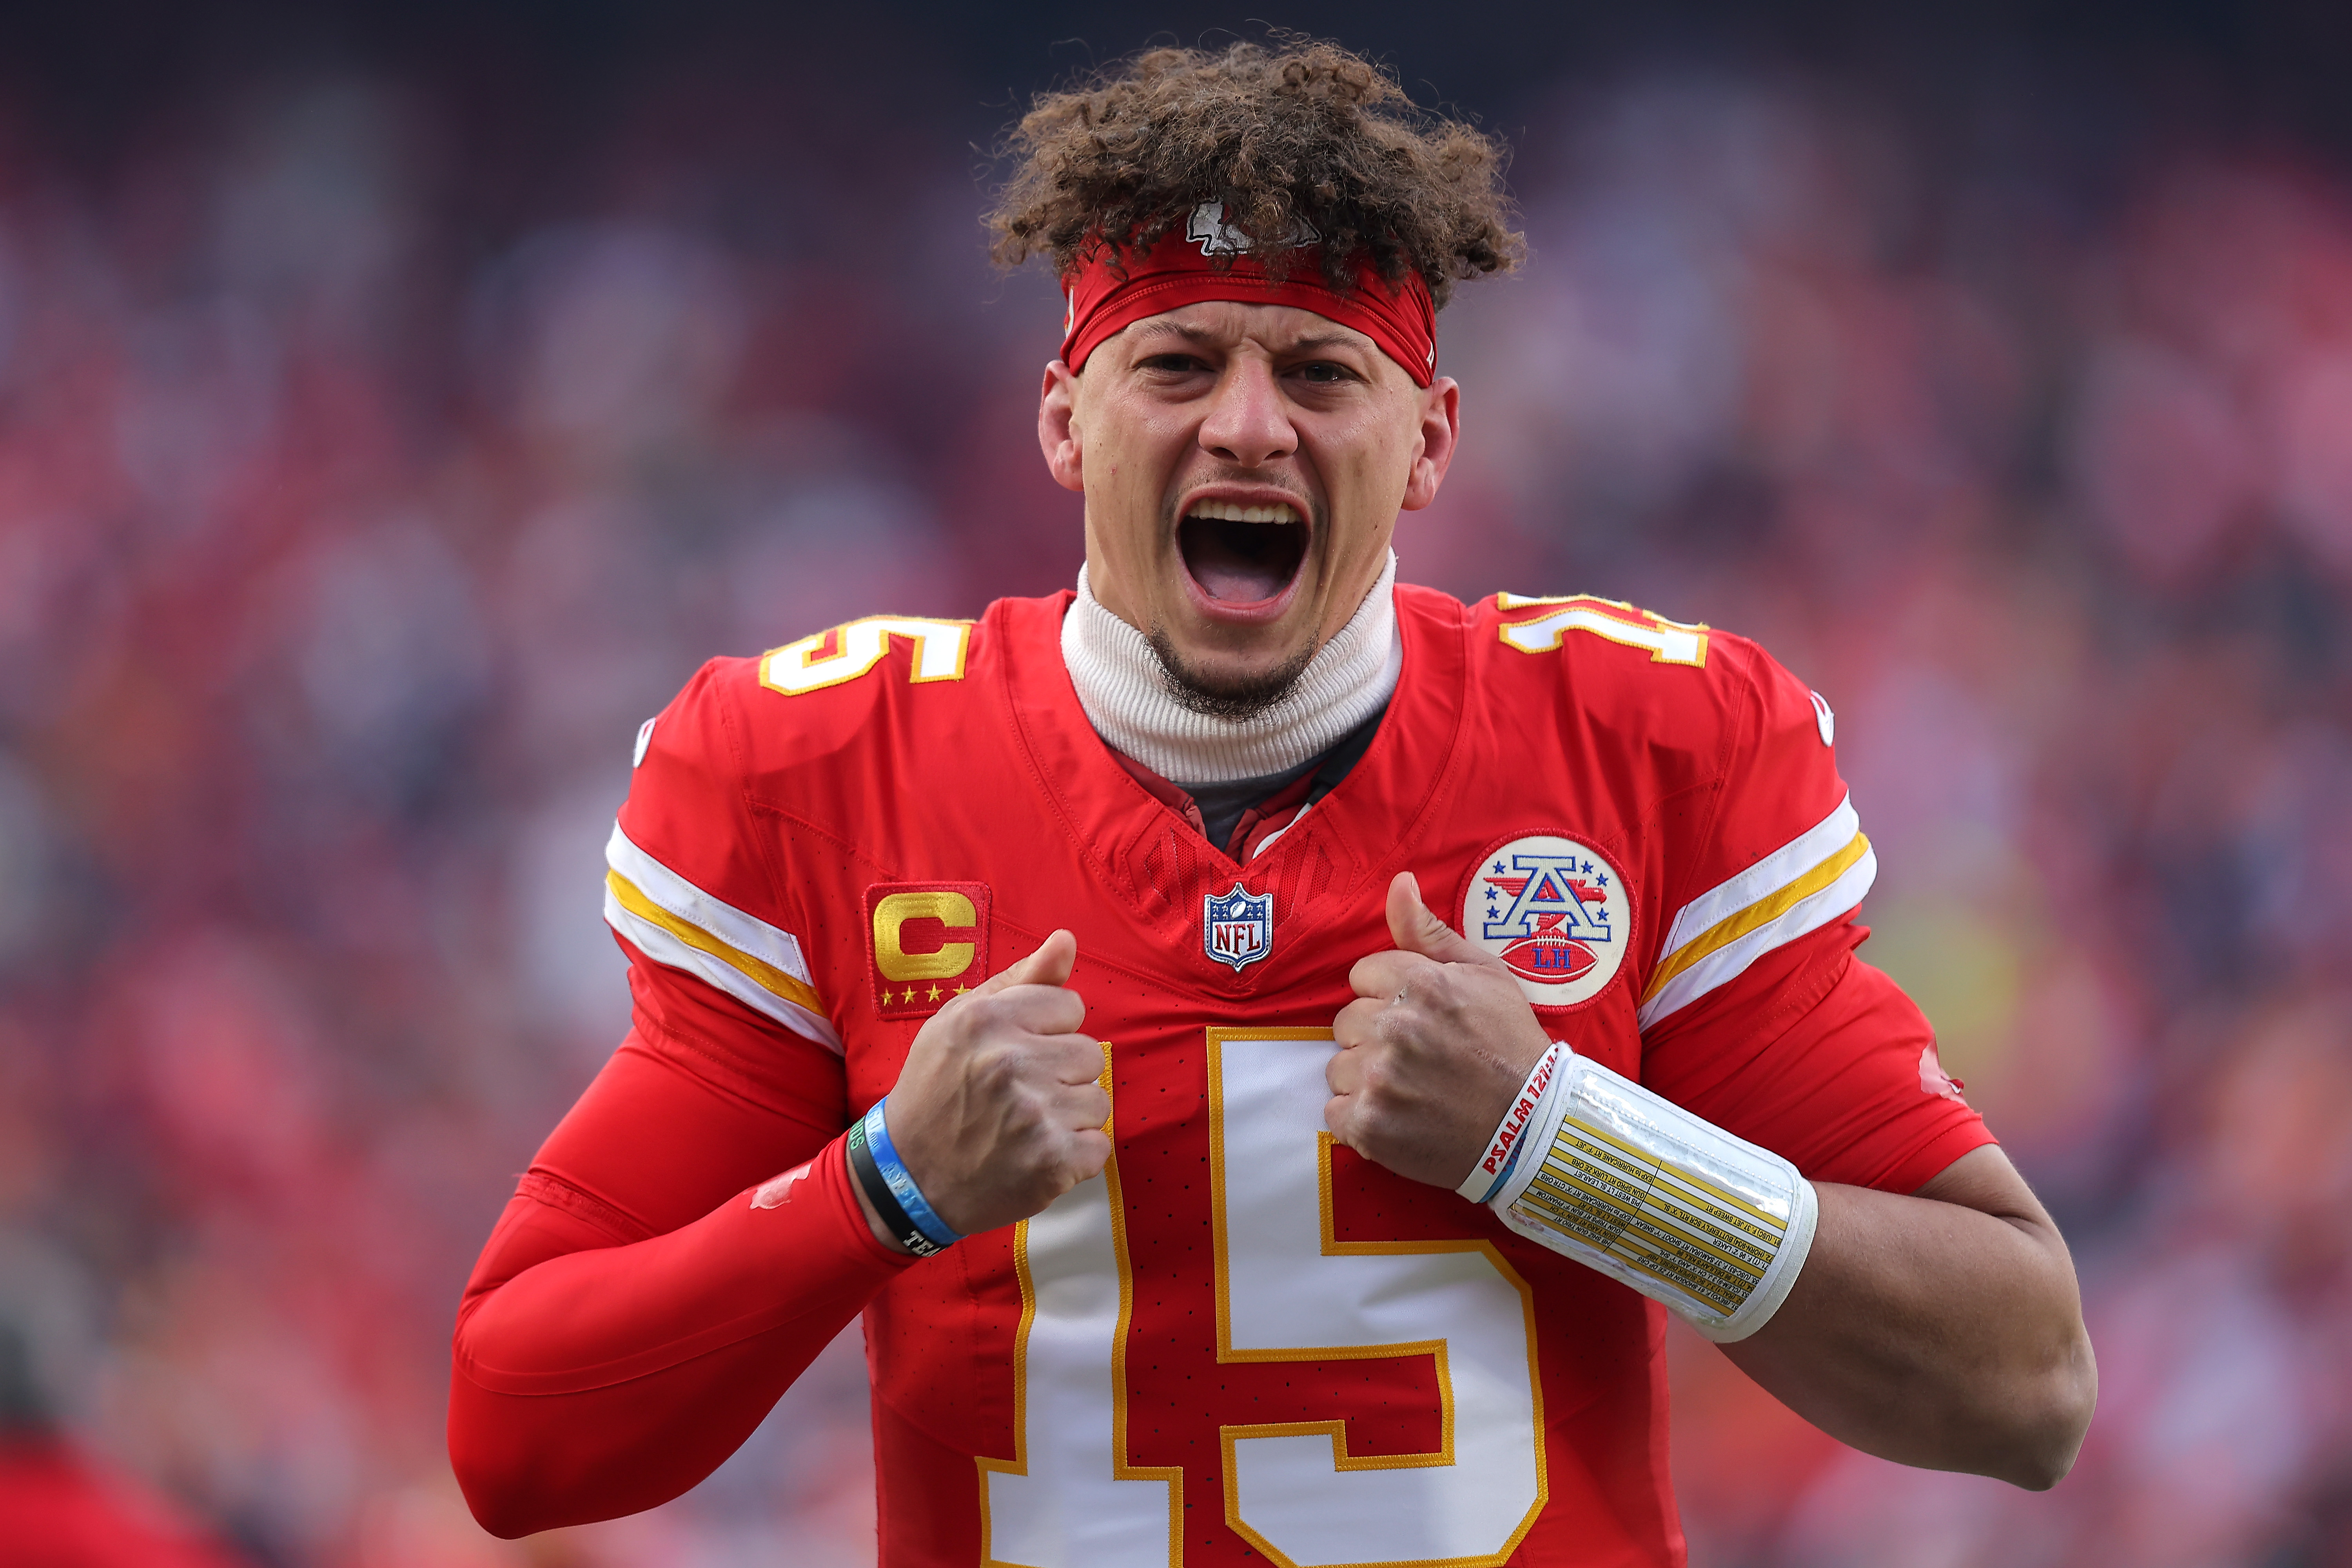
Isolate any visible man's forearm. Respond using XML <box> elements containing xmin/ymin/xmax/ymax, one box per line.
<box><xmin>1717</xmin><ymin>1145</ymin><xmax>2096</xmax><ymax>1489</ymax></box>
<box><xmin>450</xmin><ymin>1142</ymin><xmax>911</xmax><ymax>1535</ymax></box>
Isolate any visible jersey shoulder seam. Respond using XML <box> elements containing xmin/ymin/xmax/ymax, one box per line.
<box><xmin>704</xmin><ymin>666</ymin><xmax>852</xmax><ymax>1027</ymax></box>
<box><xmin>1647</xmin><ymin>632</ymin><xmax>1767</xmax><ymax>931</ymax></box>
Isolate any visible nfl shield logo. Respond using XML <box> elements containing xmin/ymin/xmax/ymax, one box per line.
<box><xmin>1203</xmin><ymin>882</ymin><xmax>1273</xmax><ymax>972</ymax></box>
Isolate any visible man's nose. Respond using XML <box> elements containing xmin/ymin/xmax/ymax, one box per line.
<box><xmin>1197</xmin><ymin>358</ymin><xmax>1297</xmax><ymax>468</ymax></box>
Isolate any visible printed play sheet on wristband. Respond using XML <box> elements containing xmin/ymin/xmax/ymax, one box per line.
<box><xmin>1512</xmin><ymin>1117</ymin><xmax>1788</xmax><ymax>1316</ymax></box>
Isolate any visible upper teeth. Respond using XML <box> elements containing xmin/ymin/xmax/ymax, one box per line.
<box><xmin>1189</xmin><ymin>499</ymin><xmax>1301</xmax><ymax>524</ymax></box>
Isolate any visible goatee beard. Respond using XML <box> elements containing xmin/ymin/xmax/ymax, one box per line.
<box><xmin>1143</xmin><ymin>626</ymin><xmax>1317</xmax><ymax>723</ymax></box>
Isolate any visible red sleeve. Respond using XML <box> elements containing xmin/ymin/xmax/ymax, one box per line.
<box><xmin>606</xmin><ymin>658</ymin><xmax>845</xmax><ymax>1054</ymax></box>
<box><xmin>448</xmin><ymin>1029</ymin><xmax>913</xmax><ymax>1538</ymax></box>
<box><xmin>450</xmin><ymin>665</ymin><xmax>907</xmax><ymax>1538</ymax></box>
<box><xmin>1643</xmin><ymin>920</ymin><xmax>1994</xmax><ymax>1192</ymax></box>
<box><xmin>1637</xmin><ymin>640</ymin><xmax>1991</xmax><ymax>1192</ymax></box>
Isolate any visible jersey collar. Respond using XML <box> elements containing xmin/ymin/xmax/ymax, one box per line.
<box><xmin>997</xmin><ymin>584</ymin><xmax>1471</xmax><ymax>993</ymax></box>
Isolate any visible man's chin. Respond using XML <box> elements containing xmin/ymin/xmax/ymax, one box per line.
<box><xmin>1143</xmin><ymin>626</ymin><xmax>1318</xmax><ymax>723</ymax></box>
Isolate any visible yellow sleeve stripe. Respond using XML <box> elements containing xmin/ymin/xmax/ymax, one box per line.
<box><xmin>1637</xmin><ymin>795</ymin><xmax>1878</xmax><ymax>1031</ymax></box>
<box><xmin>601</xmin><ymin>822</ymin><xmax>841</xmax><ymax>1052</ymax></box>
<box><xmin>1641</xmin><ymin>831</ymin><xmax>1870</xmax><ymax>1001</ymax></box>
<box><xmin>605</xmin><ymin>869</ymin><xmax>826</xmax><ymax>1016</ymax></box>
<box><xmin>1658</xmin><ymin>793</ymin><xmax>1860</xmax><ymax>952</ymax></box>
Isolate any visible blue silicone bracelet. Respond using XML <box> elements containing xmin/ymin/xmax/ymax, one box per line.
<box><xmin>864</xmin><ymin>1098</ymin><xmax>963</xmax><ymax>1249</ymax></box>
<box><xmin>1474</xmin><ymin>1131</ymin><xmax>1530</xmax><ymax>1205</ymax></box>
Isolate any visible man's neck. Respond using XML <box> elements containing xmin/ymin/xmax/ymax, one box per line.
<box><xmin>1060</xmin><ymin>552</ymin><xmax>1402</xmax><ymax>786</ymax></box>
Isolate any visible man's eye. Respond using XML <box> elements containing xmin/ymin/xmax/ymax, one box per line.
<box><xmin>1293</xmin><ymin>362</ymin><xmax>1351</xmax><ymax>383</ymax></box>
<box><xmin>1143</xmin><ymin>354</ymin><xmax>1210</xmax><ymax>373</ymax></box>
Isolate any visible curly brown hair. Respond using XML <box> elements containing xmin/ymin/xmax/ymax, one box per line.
<box><xmin>987</xmin><ymin>38</ymin><xmax>1523</xmax><ymax>308</ymax></box>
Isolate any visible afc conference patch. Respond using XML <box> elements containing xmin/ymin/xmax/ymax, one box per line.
<box><xmin>1463</xmin><ymin>835</ymin><xmax>1633</xmax><ymax>1008</ymax></box>
<box><xmin>1203</xmin><ymin>882</ymin><xmax>1273</xmax><ymax>972</ymax></box>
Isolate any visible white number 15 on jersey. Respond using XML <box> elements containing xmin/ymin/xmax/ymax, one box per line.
<box><xmin>979</xmin><ymin>1029</ymin><xmax>1549</xmax><ymax>1568</ymax></box>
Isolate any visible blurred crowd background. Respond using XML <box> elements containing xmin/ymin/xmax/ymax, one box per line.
<box><xmin>4</xmin><ymin>2</ymin><xmax>2352</xmax><ymax>1564</ymax></box>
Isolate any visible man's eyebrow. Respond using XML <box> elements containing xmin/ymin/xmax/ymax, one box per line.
<box><xmin>1127</xmin><ymin>321</ymin><xmax>1218</xmax><ymax>345</ymax></box>
<box><xmin>1284</xmin><ymin>330</ymin><xmax>1367</xmax><ymax>352</ymax></box>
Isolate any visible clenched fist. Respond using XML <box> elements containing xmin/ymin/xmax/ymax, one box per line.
<box><xmin>857</xmin><ymin>930</ymin><xmax>1110</xmax><ymax>1252</ymax></box>
<box><xmin>1326</xmin><ymin>873</ymin><xmax>1555</xmax><ymax>1189</ymax></box>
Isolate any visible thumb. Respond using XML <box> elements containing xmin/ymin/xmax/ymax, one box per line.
<box><xmin>973</xmin><ymin>928</ymin><xmax>1078</xmax><ymax>996</ymax></box>
<box><xmin>1385</xmin><ymin>872</ymin><xmax>1501</xmax><ymax>969</ymax></box>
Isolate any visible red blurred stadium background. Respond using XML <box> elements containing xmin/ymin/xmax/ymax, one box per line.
<box><xmin>2</xmin><ymin>3</ymin><xmax>2351</xmax><ymax>1564</ymax></box>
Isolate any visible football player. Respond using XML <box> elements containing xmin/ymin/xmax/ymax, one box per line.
<box><xmin>450</xmin><ymin>40</ymin><xmax>2094</xmax><ymax>1566</ymax></box>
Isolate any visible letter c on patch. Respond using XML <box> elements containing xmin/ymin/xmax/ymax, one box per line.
<box><xmin>873</xmin><ymin>890</ymin><xmax>978</xmax><ymax>981</ymax></box>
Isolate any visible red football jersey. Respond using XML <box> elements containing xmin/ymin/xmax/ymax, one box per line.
<box><xmin>505</xmin><ymin>585</ymin><xmax>1989</xmax><ymax>1567</ymax></box>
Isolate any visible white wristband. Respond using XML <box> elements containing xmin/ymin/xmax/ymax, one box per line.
<box><xmin>1455</xmin><ymin>1043</ymin><xmax>1566</xmax><ymax>1203</ymax></box>
<box><xmin>1487</xmin><ymin>1045</ymin><xmax>1817</xmax><ymax>1343</ymax></box>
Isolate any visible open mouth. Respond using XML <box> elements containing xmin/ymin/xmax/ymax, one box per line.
<box><xmin>1178</xmin><ymin>499</ymin><xmax>1311</xmax><ymax>607</ymax></box>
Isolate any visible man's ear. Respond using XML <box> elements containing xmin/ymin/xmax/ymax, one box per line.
<box><xmin>1039</xmin><ymin>361</ymin><xmax>1084</xmax><ymax>494</ymax></box>
<box><xmin>1399</xmin><ymin>376</ymin><xmax>1461</xmax><ymax>512</ymax></box>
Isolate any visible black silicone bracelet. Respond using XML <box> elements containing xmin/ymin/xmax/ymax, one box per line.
<box><xmin>846</xmin><ymin>1116</ymin><xmax>946</xmax><ymax>1258</ymax></box>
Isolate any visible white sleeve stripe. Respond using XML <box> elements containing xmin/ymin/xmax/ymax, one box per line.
<box><xmin>604</xmin><ymin>823</ymin><xmax>817</xmax><ymax>988</ymax></box>
<box><xmin>1646</xmin><ymin>829</ymin><xmax>1871</xmax><ymax>1002</ymax></box>
<box><xmin>1656</xmin><ymin>793</ymin><xmax>1861</xmax><ymax>963</ymax></box>
<box><xmin>1637</xmin><ymin>844</ymin><xmax>1876</xmax><ymax>1030</ymax></box>
<box><xmin>603</xmin><ymin>884</ymin><xmax>844</xmax><ymax>1053</ymax></box>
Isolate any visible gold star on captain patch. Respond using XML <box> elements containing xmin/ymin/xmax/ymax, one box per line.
<box><xmin>953</xmin><ymin>983</ymin><xmax>969</xmax><ymax>995</ymax></box>
<box><xmin>926</xmin><ymin>984</ymin><xmax>942</xmax><ymax>1002</ymax></box>
<box><xmin>901</xmin><ymin>986</ymin><xmax>917</xmax><ymax>1004</ymax></box>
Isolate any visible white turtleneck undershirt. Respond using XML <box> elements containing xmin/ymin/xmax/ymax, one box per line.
<box><xmin>1060</xmin><ymin>550</ymin><xmax>1403</xmax><ymax>786</ymax></box>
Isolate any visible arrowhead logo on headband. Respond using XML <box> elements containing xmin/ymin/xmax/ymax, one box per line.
<box><xmin>1185</xmin><ymin>198</ymin><xmax>1319</xmax><ymax>257</ymax></box>
<box><xmin>1058</xmin><ymin>198</ymin><xmax>1439</xmax><ymax>387</ymax></box>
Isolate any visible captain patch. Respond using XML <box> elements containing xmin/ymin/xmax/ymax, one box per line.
<box><xmin>866</xmin><ymin>882</ymin><xmax>991</xmax><ymax>1020</ymax></box>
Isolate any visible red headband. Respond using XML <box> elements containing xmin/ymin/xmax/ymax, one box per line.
<box><xmin>1059</xmin><ymin>201</ymin><xmax>1437</xmax><ymax>387</ymax></box>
